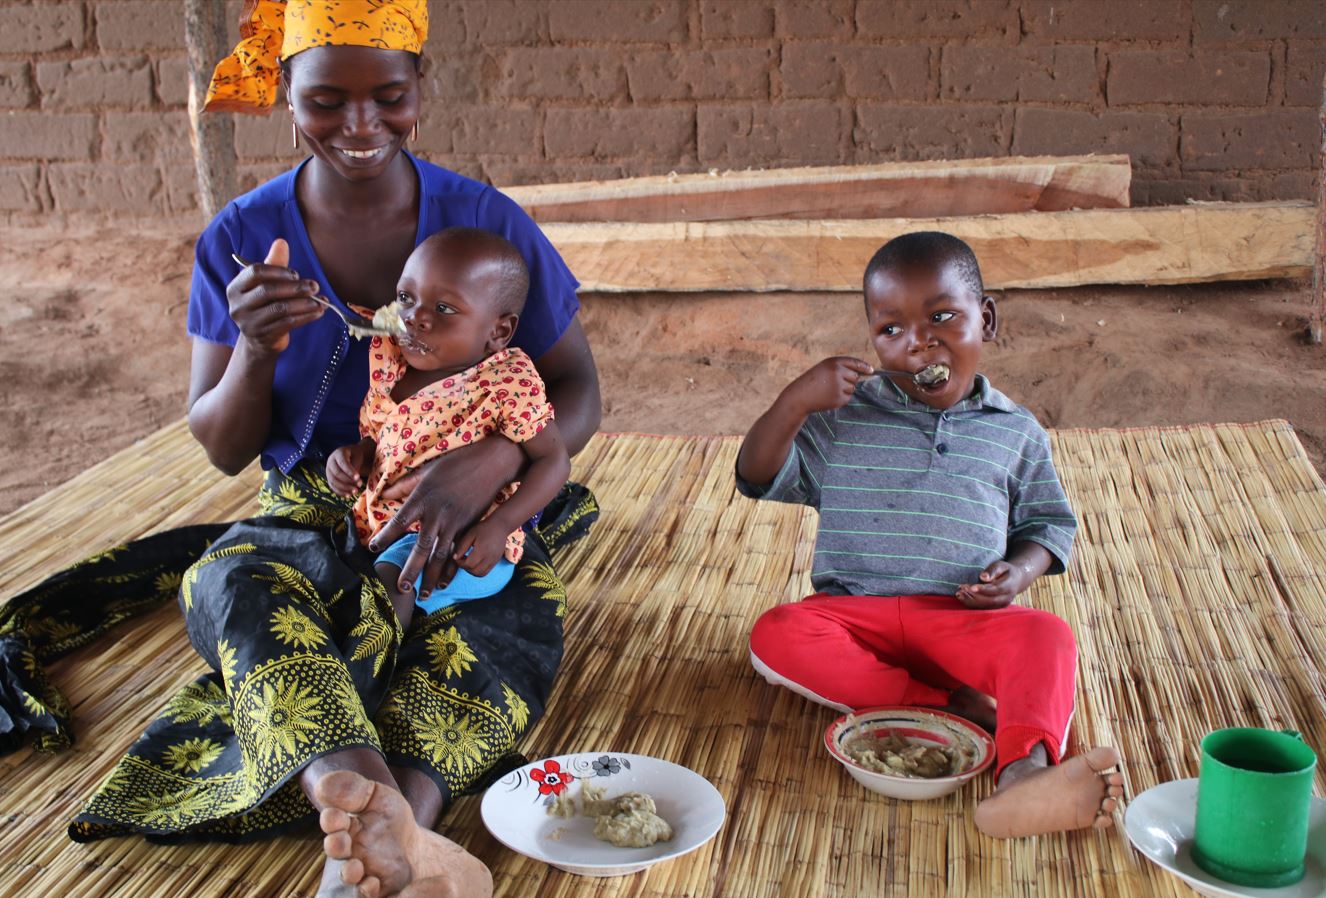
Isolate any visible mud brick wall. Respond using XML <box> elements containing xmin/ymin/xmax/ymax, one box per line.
<box><xmin>1</xmin><ymin>0</ymin><xmax>1324</xmax><ymax>217</ymax></box>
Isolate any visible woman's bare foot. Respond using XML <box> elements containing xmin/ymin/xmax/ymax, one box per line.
<box><xmin>938</xmin><ymin>686</ymin><xmax>997</xmax><ymax>733</ymax></box>
<box><xmin>316</xmin><ymin>769</ymin><xmax>493</xmax><ymax>898</ymax></box>
<box><xmin>973</xmin><ymin>745</ymin><xmax>1124</xmax><ymax>839</ymax></box>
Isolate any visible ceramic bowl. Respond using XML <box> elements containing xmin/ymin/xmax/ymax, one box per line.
<box><xmin>480</xmin><ymin>751</ymin><xmax>726</xmax><ymax>877</ymax></box>
<box><xmin>824</xmin><ymin>706</ymin><xmax>996</xmax><ymax>800</ymax></box>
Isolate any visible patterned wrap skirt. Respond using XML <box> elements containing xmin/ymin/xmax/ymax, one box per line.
<box><xmin>27</xmin><ymin>463</ymin><xmax>598</xmax><ymax>843</ymax></box>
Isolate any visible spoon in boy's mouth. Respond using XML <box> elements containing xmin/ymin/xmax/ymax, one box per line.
<box><xmin>230</xmin><ymin>253</ymin><xmax>406</xmax><ymax>340</ymax></box>
<box><xmin>874</xmin><ymin>364</ymin><xmax>951</xmax><ymax>387</ymax></box>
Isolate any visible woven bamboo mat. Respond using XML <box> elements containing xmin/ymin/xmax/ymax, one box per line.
<box><xmin>2</xmin><ymin>419</ymin><xmax>1325</xmax><ymax>897</ymax></box>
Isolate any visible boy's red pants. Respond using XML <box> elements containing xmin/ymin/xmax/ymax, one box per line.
<box><xmin>749</xmin><ymin>593</ymin><xmax>1077</xmax><ymax>777</ymax></box>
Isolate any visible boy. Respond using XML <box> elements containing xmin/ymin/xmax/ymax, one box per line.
<box><xmin>328</xmin><ymin>228</ymin><xmax>570</xmax><ymax>629</ymax></box>
<box><xmin>736</xmin><ymin>232</ymin><xmax>1123</xmax><ymax>838</ymax></box>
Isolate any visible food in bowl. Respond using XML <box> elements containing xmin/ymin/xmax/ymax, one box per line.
<box><xmin>844</xmin><ymin>729</ymin><xmax>969</xmax><ymax>779</ymax></box>
<box><xmin>825</xmin><ymin>707</ymin><xmax>996</xmax><ymax>800</ymax></box>
<box><xmin>545</xmin><ymin>782</ymin><xmax>674</xmax><ymax>848</ymax></box>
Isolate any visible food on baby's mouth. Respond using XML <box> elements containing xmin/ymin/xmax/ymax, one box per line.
<box><xmin>845</xmin><ymin>731</ymin><xmax>964</xmax><ymax>779</ymax></box>
<box><xmin>544</xmin><ymin>783</ymin><xmax>674</xmax><ymax>848</ymax></box>
<box><xmin>915</xmin><ymin>364</ymin><xmax>950</xmax><ymax>386</ymax></box>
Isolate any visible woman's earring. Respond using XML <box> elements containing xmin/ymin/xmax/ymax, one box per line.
<box><xmin>410</xmin><ymin>121</ymin><xmax>418</xmax><ymax>143</ymax></box>
<box><xmin>289</xmin><ymin>105</ymin><xmax>298</xmax><ymax>150</ymax></box>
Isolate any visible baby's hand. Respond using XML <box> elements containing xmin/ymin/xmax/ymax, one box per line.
<box><xmin>327</xmin><ymin>440</ymin><xmax>374</xmax><ymax>496</ymax></box>
<box><xmin>956</xmin><ymin>561</ymin><xmax>1032</xmax><ymax>610</ymax></box>
<box><xmin>452</xmin><ymin>520</ymin><xmax>508</xmax><ymax>577</ymax></box>
<box><xmin>783</xmin><ymin>356</ymin><xmax>875</xmax><ymax>415</ymax></box>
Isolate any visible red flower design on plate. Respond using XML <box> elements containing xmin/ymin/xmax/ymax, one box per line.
<box><xmin>531</xmin><ymin>760</ymin><xmax>575</xmax><ymax>795</ymax></box>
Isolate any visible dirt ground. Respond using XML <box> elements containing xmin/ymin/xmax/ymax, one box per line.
<box><xmin>2</xmin><ymin>218</ymin><xmax>1324</xmax><ymax>518</ymax></box>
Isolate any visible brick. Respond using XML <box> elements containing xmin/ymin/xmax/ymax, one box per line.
<box><xmin>448</xmin><ymin>107</ymin><xmax>539</xmax><ymax>155</ymax></box>
<box><xmin>0</xmin><ymin>3</ymin><xmax>85</xmax><ymax>53</ymax></box>
<box><xmin>458</xmin><ymin>0</ymin><xmax>545</xmax><ymax>44</ymax></box>
<box><xmin>0</xmin><ymin>112</ymin><xmax>96</xmax><ymax>160</ymax></box>
<box><xmin>36</xmin><ymin>57</ymin><xmax>153</xmax><ymax>109</ymax></box>
<box><xmin>156</xmin><ymin>56</ymin><xmax>190</xmax><ymax>107</ymax></box>
<box><xmin>47</xmin><ymin>163</ymin><xmax>162</xmax><ymax>212</ymax></box>
<box><xmin>854</xmin><ymin>105</ymin><xmax>1010</xmax><ymax>161</ymax></box>
<box><xmin>235</xmin><ymin>113</ymin><xmax>293</xmax><ymax>160</ymax></box>
<box><xmin>698</xmin><ymin>104</ymin><xmax>847</xmax><ymax>166</ymax></box>
<box><xmin>1012</xmin><ymin>108</ymin><xmax>1174</xmax><ymax>169</ymax></box>
<box><xmin>96</xmin><ymin>0</ymin><xmax>185</xmax><ymax>51</ymax></box>
<box><xmin>942</xmin><ymin>45</ymin><xmax>1097</xmax><ymax>103</ymax></box>
<box><xmin>781</xmin><ymin>44</ymin><xmax>929</xmax><ymax>100</ymax></box>
<box><xmin>0</xmin><ymin>63</ymin><xmax>34</xmax><ymax>109</ymax></box>
<box><xmin>1108</xmin><ymin>50</ymin><xmax>1270</xmax><ymax>106</ymax></box>
<box><xmin>238</xmin><ymin>162</ymin><xmax>290</xmax><ymax>194</ymax></box>
<box><xmin>497</xmin><ymin>48</ymin><xmax>625</xmax><ymax>101</ymax></box>
<box><xmin>0</xmin><ymin>164</ymin><xmax>42</xmax><ymax>211</ymax></box>
<box><xmin>1133</xmin><ymin>172</ymin><xmax>1316</xmax><ymax>205</ymax></box>
<box><xmin>162</xmin><ymin>162</ymin><xmax>199</xmax><ymax>213</ymax></box>
<box><xmin>104</xmin><ymin>112</ymin><xmax>193</xmax><ymax>162</ymax></box>
<box><xmin>776</xmin><ymin>0</ymin><xmax>854</xmax><ymax>38</ymax></box>
<box><xmin>423</xmin><ymin>54</ymin><xmax>485</xmax><ymax>103</ymax></box>
<box><xmin>701</xmin><ymin>1</ymin><xmax>774</xmax><ymax>39</ymax></box>
<box><xmin>548</xmin><ymin>1</ymin><xmax>687</xmax><ymax>42</ymax></box>
<box><xmin>1195</xmin><ymin>0</ymin><xmax>1326</xmax><ymax>41</ymax></box>
<box><xmin>628</xmin><ymin>48</ymin><xmax>771</xmax><ymax>101</ymax></box>
<box><xmin>856</xmin><ymin>0</ymin><xmax>1017</xmax><ymax>41</ymax></box>
<box><xmin>546</xmin><ymin>107</ymin><xmax>693</xmax><ymax>159</ymax></box>
<box><xmin>1285</xmin><ymin>45</ymin><xmax>1326</xmax><ymax>105</ymax></box>
<box><xmin>1021</xmin><ymin>0</ymin><xmax>1188</xmax><ymax>41</ymax></box>
<box><xmin>1181</xmin><ymin>110</ymin><xmax>1317</xmax><ymax>170</ymax></box>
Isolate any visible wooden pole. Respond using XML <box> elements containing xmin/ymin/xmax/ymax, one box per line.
<box><xmin>1311</xmin><ymin>73</ymin><xmax>1326</xmax><ymax>345</ymax></box>
<box><xmin>184</xmin><ymin>0</ymin><xmax>237</xmax><ymax>220</ymax></box>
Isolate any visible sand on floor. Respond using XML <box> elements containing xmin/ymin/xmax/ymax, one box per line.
<box><xmin>2</xmin><ymin>219</ymin><xmax>1323</xmax><ymax>518</ymax></box>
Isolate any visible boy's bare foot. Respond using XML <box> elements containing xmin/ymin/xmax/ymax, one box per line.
<box><xmin>315</xmin><ymin>770</ymin><xmax>493</xmax><ymax>898</ymax></box>
<box><xmin>973</xmin><ymin>746</ymin><xmax>1124</xmax><ymax>839</ymax></box>
<box><xmin>938</xmin><ymin>686</ymin><xmax>997</xmax><ymax>733</ymax></box>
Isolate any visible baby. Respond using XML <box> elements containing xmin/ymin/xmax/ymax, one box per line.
<box><xmin>328</xmin><ymin>227</ymin><xmax>570</xmax><ymax>628</ymax></box>
<box><xmin>736</xmin><ymin>231</ymin><xmax>1124</xmax><ymax>838</ymax></box>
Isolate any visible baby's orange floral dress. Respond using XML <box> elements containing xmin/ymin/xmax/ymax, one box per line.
<box><xmin>351</xmin><ymin>341</ymin><xmax>553</xmax><ymax>560</ymax></box>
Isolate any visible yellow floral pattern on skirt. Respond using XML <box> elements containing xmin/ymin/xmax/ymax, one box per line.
<box><xmin>67</xmin><ymin>463</ymin><xmax>591</xmax><ymax>842</ymax></box>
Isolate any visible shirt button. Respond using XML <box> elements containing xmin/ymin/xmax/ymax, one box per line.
<box><xmin>936</xmin><ymin>443</ymin><xmax>948</xmax><ymax>455</ymax></box>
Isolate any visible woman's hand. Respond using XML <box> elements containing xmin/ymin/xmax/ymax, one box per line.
<box><xmin>227</xmin><ymin>239</ymin><xmax>326</xmax><ymax>355</ymax></box>
<box><xmin>368</xmin><ymin>437</ymin><xmax>525</xmax><ymax>599</ymax></box>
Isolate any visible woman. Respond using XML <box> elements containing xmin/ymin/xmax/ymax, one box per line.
<box><xmin>5</xmin><ymin>2</ymin><xmax>599</xmax><ymax>896</ymax></box>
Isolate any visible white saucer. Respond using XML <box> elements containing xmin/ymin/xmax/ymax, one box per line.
<box><xmin>480</xmin><ymin>751</ymin><xmax>725</xmax><ymax>877</ymax></box>
<box><xmin>1124</xmin><ymin>778</ymin><xmax>1326</xmax><ymax>897</ymax></box>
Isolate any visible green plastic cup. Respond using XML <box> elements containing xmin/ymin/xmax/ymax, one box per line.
<box><xmin>1192</xmin><ymin>727</ymin><xmax>1316</xmax><ymax>888</ymax></box>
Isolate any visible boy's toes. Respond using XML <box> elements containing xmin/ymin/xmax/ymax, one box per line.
<box><xmin>1083</xmin><ymin>745</ymin><xmax>1121</xmax><ymax>773</ymax></box>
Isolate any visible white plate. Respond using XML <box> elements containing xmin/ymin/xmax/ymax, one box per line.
<box><xmin>1124</xmin><ymin>778</ymin><xmax>1326</xmax><ymax>897</ymax></box>
<box><xmin>480</xmin><ymin>751</ymin><xmax>726</xmax><ymax>877</ymax></box>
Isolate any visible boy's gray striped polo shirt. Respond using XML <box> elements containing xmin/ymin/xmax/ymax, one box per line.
<box><xmin>738</xmin><ymin>374</ymin><xmax>1077</xmax><ymax>598</ymax></box>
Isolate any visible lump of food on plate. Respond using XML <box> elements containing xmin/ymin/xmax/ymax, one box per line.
<box><xmin>845</xmin><ymin>732</ymin><xmax>963</xmax><ymax>779</ymax></box>
<box><xmin>914</xmin><ymin>364</ymin><xmax>950</xmax><ymax>386</ymax></box>
<box><xmin>544</xmin><ymin>783</ymin><xmax>673</xmax><ymax>848</ymax></box>
<box><xmin>590</xmin><ymin>791</ymin><xmax>673</xmax><ymax>848</ymax></box>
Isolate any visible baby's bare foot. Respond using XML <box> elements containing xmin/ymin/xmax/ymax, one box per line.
<box><xmin>973</xmin><ymin>746</ymin><xmax>1124</xmax><ymax>839</ymax></box>
<box><xmin>316</xmin><ymin>770</ymin><xmax>492</xmax><ymax>898</ymax></box>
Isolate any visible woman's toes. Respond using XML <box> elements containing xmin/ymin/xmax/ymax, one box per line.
<box><xmin>324</xmin><ymin>830</ymin><xmax>352</xmax><ymax>860</ymax></box>
<box><xmin>339</xmin><ymin>857</ymin><xmax>365</xmax><ymax>886</ymax></box>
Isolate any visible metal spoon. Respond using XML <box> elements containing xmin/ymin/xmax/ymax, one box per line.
<box><xmin>230</xmin><ymin>253</ymin><xmax>404</xmax><ymax>339</ymax></box>
<box><xmin>874</xmin><ymin>364</ymin><xmax>950</xmax><ymax>386</ymax></box>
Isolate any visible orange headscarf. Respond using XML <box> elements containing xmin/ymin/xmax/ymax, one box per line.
<box><xmin>204</xmin><ymin>0</ymin><xmax>428</xmax><ymax>114</ymax></box>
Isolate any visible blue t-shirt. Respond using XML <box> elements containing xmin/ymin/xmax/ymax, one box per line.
<box><xmin>187</xmin><ymin>152</ymin><xmax>581</xmax><ymax>473</ymax></box>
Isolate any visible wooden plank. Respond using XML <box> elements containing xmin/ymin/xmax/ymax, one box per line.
<box><xmin>505</xmin><ymin>155</ymin><xmax>1131</xmax><ymax>223</ymax></box>
<box><xmin>545</xmin><ymin>201</ymin><xmax>1315</xmax><ymax>293</ymax></box>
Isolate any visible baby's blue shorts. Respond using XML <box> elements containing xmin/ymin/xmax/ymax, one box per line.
<box><xmin>374</xmin><ymin>532</ymin><xmax>515</xmax><ymax>615</ymax></box>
